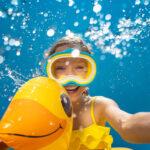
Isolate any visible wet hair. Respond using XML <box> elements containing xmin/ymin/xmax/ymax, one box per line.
<box><xmin>44</xmin><ymin>35</ymin><xmax>92</xmax><ymax>58</ymax></box>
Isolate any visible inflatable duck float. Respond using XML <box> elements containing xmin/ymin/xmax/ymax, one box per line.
<box><xmin>0</xmin><ymin>77</ymin><xmax>73</xmax><ymax>150</ymax></box>
<box><xmin>0</xmin><ymin>76</ymin><xmax>132</xmax><ymax>150</ymax></box>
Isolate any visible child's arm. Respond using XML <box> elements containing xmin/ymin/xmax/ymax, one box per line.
<box><xmin>95</xmin><ymin>96</ymin><xmax>150</xmax><ymax>143</ymax></box>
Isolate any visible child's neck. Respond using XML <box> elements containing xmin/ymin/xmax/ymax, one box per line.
<box><xmin>72</xmin><ymin>95</ymin><xmax>89</xmax><ymax>113</ymax></box>
<box><xmin>72</xmin><ymin>97</ymin><xmax>84</xmax><ymax>113</ymax></box>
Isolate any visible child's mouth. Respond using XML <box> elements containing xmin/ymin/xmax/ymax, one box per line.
<box><xmin>65</xmin><ymin>86</ymin><xmax>80</xmax><ymax>93</ymax></box>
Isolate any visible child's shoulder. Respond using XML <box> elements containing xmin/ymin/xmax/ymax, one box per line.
<box><xmin>84</xmin><ymin>96</ymin><xmax>116</xmax><ymax>108</ymax></box>
<box><xmin>89</xmin><ymin>96</ymin><xmax>116</xmax><ymax>105</ymax></box>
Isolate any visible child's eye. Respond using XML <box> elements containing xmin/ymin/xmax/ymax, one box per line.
<box><xmin>76</xmin><ymin>66</ymin><xmax>84</xmax><ymax>70</ymax></box>
<box><xmin>56</xmin><ymin>66</ymin><xmax>65</xmax><ymax>70</ymax></box>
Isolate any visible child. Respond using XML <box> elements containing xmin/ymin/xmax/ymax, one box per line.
<box><xmin>44</xmin><ymin>35</ymin><xmax>150</xmax><ymax>149</ymax></box>
<box><xmin>0</xmin><ymin>35</ymin><xmax>149</xmax><ymax>150</ymax></box>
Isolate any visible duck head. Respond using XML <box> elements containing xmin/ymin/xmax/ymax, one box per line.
<box><xmin>0</xmin><ymin>77</ymin><xmax>73</xmax><ymax>150</ymax></box>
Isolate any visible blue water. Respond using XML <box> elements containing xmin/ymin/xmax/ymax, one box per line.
<box><xmin>0</xmin><ymin>0</ymin><xmax>150</xmax><ymax>149</ymax></box>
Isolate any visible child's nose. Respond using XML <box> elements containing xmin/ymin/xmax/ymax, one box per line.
<box><xmin>66</xmin><ymin>66</ymin><xmax>75</xmax><ymax>76</ymax></box>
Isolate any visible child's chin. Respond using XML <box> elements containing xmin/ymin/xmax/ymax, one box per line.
<box><xmin>67</xmin><ymin>92</ymin><xmax>80</xmax><ymax>102</ymax></box>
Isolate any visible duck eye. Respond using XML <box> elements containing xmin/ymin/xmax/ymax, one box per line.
<box><xmin>61</xmin><ymin>94</ymin><xmax>72</xmax><ymax>117</ymax></box>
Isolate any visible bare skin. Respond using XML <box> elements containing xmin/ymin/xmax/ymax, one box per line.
<box><xmin>95</xmin><ymin>96</ymin><xmax>150</xmax><ymax>143</ymax></box>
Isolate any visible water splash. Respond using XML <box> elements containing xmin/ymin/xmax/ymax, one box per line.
<box><xmin>0</xmin><ymin>0</ymin><xmax>149</xmax><ymax>110</ymax></box>
<box><xmin>81</xmin><ymin>0</ymin><xmax>150</xmax><ymax>58</ymax></box>
<box><xmin>84</xmin><ymin>17</ymin><xmax>150</xmax><ymax>58</ymax></box>
<box><xmin>135</xmin><ymin>0</ymin><xmax>150</xmax><ymax>5</ymax></box>
<box><xmin>93</xmin><ymin>1</ymin><xmax>102</xmax><ymax>14</ymax></box>
<box><xmin>6</xmin><ymin>69</ymin><xmax>26</xmax><ymax>86</ymax></box>
<box><xmin>47</xmin><ymin>28</ymin><xmax>55</xmax><ymax>37</ymax></box>
<box><xmin>0</xmin><ymin>65</ymin><xmax>43</xmax><ymax>104</ymax></box>
<box><xmin>3</xmin><ymin>35</ymin><xmax>21</xmax><ymax>47</ymax></box>
<box><xmin>0</xmin><ymin>55</ymin><xmax>5</xmax><ymax>64</ymax></box>
<box><xmin>68</xmin><ymin>0</ymin><xmax>75</xmax><ymax>7</ymax></box>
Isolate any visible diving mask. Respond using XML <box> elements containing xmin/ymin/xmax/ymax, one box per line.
<box><xmin>45</xmin><ymin>48</ymin><xmax>97</xmax><ymax>86</ymax></box>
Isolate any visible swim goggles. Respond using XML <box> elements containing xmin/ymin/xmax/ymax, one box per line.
<box><xmin>45</xmin><ymin>48</ymin><xmax>97</xmax><ymax>86</ymax></box>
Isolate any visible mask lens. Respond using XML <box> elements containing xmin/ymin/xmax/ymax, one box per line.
<box><xmin>51</xmin><ymin>57</ymin><xmax>90</xmax><ymax>79</ymax></box>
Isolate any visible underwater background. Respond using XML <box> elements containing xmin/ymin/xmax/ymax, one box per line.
<box><xmin>0</xmin><ymin>0</ymin><xmax>150</xmax><ymax>149</ymax></box>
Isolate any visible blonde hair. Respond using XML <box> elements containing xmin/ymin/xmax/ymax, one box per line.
<box><xmin>44</xmin><ymin>35</ymin><xmax>92</xmax><ymax>58</ymax></box>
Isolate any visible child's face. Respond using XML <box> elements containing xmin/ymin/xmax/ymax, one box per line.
<box><xmin>53</xmin><ymin>58</ymin><xmax>88</xmax><ymax>79</ymax></box>
<box><xmin>54</xmin><ymin>46</ymin><xmax>88</xmax><ymax>103</ymax></box>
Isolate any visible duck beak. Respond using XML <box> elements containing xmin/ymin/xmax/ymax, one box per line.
<box><xmin>0</xmin><ymin>99</ymin><xmax>66</xmax><ymax>150</ymax></box>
